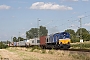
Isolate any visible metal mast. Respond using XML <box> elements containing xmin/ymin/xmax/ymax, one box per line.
<box><xmin>80</xmin><ymin>18</ymin><xmax>82</xmax><ymax>39</ymax></box>
<box><xmin>37</xmin><ymin>18</ymin><xmax>40</xmax><ymax>39</ymax></box>
<box><xmin>80</xmin><ymin>18</ymin><xmax>83</xmax><ymax>49</ymax></box>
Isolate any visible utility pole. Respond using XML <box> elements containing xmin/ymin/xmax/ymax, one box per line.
<box><xmin>18</xmin><ymin>32</ymin><xmax>20</xmax><ymax>46</ymax></box>
<box><xmin>19</xmin><ymin>32</ymin><xmax>20</xmax><ymax>37</ymax></box>
<box><xmin>11</xmin><ymin>36</ymin><xmax>13</xmax><ymax>43</ymax></box>
<box><xmin>80</xmin><ymin>18</ymin><xmax>82</xmax><ymax>39</ymax></box>
<box><xmin>19</xmin><ymin>32</ymin><xmax>20</xmax><ymax>41</ymax></box>
<box><xmin>37</xmin><ymin>18</ymin><xmax>40</xmax><ymax>39</ymax></box>
<box><xmin>80</xmin><ymin>18</ymin><xmax>83</xmax><ymax>49</ymax></box>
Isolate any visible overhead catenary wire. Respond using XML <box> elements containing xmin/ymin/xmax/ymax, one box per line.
<box><xmin>42</xmin><ymin>11</ymin><xmax>90</xmax><ymax>33</ymax></box>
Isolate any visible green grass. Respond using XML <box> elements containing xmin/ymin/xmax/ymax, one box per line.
<box><xmin>71</xmin><ymin>43</ymin><xmax>90</xmax><ymax>49</ymax></box>
<box><xmin>30</xmin><ymin>46</ymin><xmax>42</xmax><ymax>52</ymax></box>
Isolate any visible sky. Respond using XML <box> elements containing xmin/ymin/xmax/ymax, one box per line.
<box><xmin>0</xmin><ymin>0</ymin><xmax>90</xmax><ymax>41</ymax></box>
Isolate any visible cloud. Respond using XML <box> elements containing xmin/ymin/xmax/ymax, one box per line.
<box><xmin>0</xmin><ymin>5</ymin><xmax>11</xmax><ymax>10</ymax></box>
<box><xmin>30</xmin><ymin>2</ymin><xmax>73</xmax><ymax>10</ymax></box>
<box><xmin>78</xmin><ymin>15</ymin><xmax>85</xmax><ymax>18</ymax></box>
<box><xmin>70</xmin><ymin>0</ymin><xmax>79</xmax><ymax>1</ymax></box>
<box><xmin>82</xmin><ymin>0</ymin><xmax>89</xmax><ymax>1</ymax></box>
<box><xmin>84</xmin><ymin>23</ymin><xmax>90</xmax><ymax>26</ymax></box>
<box><xmin>63</xmin><ymin>0</ymin><xmax>79</xmax><ymax>1</ymax></box>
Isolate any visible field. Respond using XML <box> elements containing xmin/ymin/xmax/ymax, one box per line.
<box><xmin>0</xmin><ymin>47</ymin><xmax>90</xmax><ymax>60</ymax></box>
<box><xmin>70</xmin><ymin>41</ymin><xmax>90</xmax><ymax>49</ymax></box>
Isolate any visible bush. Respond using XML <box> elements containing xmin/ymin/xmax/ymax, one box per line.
<box><xmin>30</xmin><ymin>46</ymin><xmax>42</xmax><ymax>52</ymax></box>
<box><xmin>0</xmin><ymin>42</ymin><xmax>8</xmax><ymax>49</ymax></box>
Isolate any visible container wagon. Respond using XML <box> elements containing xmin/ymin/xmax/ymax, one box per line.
<box><xmin>40</xmin><ymin>36</ymin><xmax>46</xmax><ymax>48</ymax></box>
<box><xmin>18</xmin><ymin>40</ymin><xmax>26</xmax><ymax>47</ymax></box>
<box><xmin>29</xmin><ymin>38</ymin><xmax>40</xmax><ymax>46</ymax></box>
<box><xmin>25</xmin><ymin>39</ymin><xmax>30</xmax><ymax>47</ymax></box>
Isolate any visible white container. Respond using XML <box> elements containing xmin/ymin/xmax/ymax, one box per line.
<box><xmin>18</xmin><ymin>40</ymin><xmax>26</xmax><ymax>46</ymax></box>
<box><xmin>29</xmin><ymin>38</ymin><xmax>40</xmax><ymax>46</ymax></box>
<box><xmin>25</xmin><ymin>40</ymin><xmax>30</xmax><ymax>46</ymax></box>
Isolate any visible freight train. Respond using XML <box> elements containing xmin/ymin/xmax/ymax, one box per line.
<box><xmin>10</xmin><ymin>32</ymin><xmax>71</xmax><ymax>49</ymax></box>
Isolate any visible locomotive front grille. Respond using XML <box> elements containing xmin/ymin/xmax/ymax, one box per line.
<box><xmin>59</xmin><ymin>39</ymin><xmax>70</xmax><ymax>44</ymax></box>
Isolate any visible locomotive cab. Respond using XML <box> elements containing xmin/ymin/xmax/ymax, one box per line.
<box><xmin>58</xmin><ymin>32</ymin><xmax>71</xmax><ymax>49</ymax></box>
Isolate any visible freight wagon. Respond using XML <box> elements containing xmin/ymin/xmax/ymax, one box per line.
<box><xmin>40</xmin><ymin>36</ymin><xmax>46</xmax><ymax>48</ymax></box>
<box><xmin>25</xmin><ymin>39</ymin><xmax>30</xmax><ymax>47</ymax></box>
<box><xmin>18</xmin><ymin>40</ymin><xmax>26</xmax><ymax>47</ymax></box>
<box><xmin>29</xmin><ymin>38</ymin><xmax>40</xmax><ymax>46</ymax></box>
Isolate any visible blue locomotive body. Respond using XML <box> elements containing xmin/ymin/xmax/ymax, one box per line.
<box><xmin>45</xmin><ymin>32</ymin><xmax>71</xmax><ymax>49</ymax></box>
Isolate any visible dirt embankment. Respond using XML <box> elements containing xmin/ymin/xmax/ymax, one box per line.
<box><xmin>0</xmin><ymin>49</ymin><xmax>22</xmax><ymax>60</ymax></box>
<box><xmin>0</xmin><ymin>47</ymin><xmax>90</xmax><ymax>60</ymax></box>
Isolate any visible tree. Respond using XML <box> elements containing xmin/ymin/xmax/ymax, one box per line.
<box><xmin>65</xmin><ymin>28</ymin><xmax>90</xmax><ymax>43</ymax></box>
<box><xmin>65</xmin><ymin>29</ymin><xmax>75</xmax><ymax>35</ymax></box>
<box><xmin>76</xmin><ymin>28</ymin><xmax>89</xmax><ymax>35</ymax></box>
<box><xmin>6</xmin><ymin>40</ymin><xmax>11</xmax><ymax>44</ymax></box>
<box><xmin>13</xmin><ymin>37</ymin><xmax>18</xmax><ymax>42</ymax></box>
<box><xmin>65</xmin><ymin>29</ymin><xmax>77</xmax><ymax>43</ymax></box>
<box><xmin>26</xmin><ymin>28</ymin><xmax>38</xmax><ymax>39</ymax></box>
<box><xmin>17</xmin><ymin>37</ymin><xmax>24</xmax><ymax>41</ymax></box>
<box><xmin>76</xmin><ymin>28</ymin><xmax>90</xmax><ymax>41</ymax></box>
<box><xmin>26</xmin><ymin>26</ymin><xmax>48</xmax><ymax>39</ymax></box>
<box><xmin>86</xmin><ymin>34</ymin><xmax>90</xmax><ymax>41</ymax></box>
<box><xmin>39</xmin><ymin>26</ymin><xmax>48</xmax><ymax>36</ymax></box>
<box><xmin>13</xmin><ymin>37</ymin><xmax>25</xmax><ymax>42</ymax></box>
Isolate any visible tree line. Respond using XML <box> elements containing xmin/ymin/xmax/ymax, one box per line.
<box><xmin>12</xmin><ymin>26</ymin><xmax>90</xmax><ymax>43</ymax></box>
<box><xmin>12</xmin><ymin>26</ymin><xmax>48</xmax><ymax>42</ymax></box>
<box><xmin>65</xmin><ymin>28</ymin><xmax>90</xmax><ymax>43</ymax></box>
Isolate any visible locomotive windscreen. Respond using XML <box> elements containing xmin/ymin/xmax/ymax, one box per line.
<box><xmin>59</xmin><ymin>32</ymin><xmax>70</xmax><ymax>39</ymax></box>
